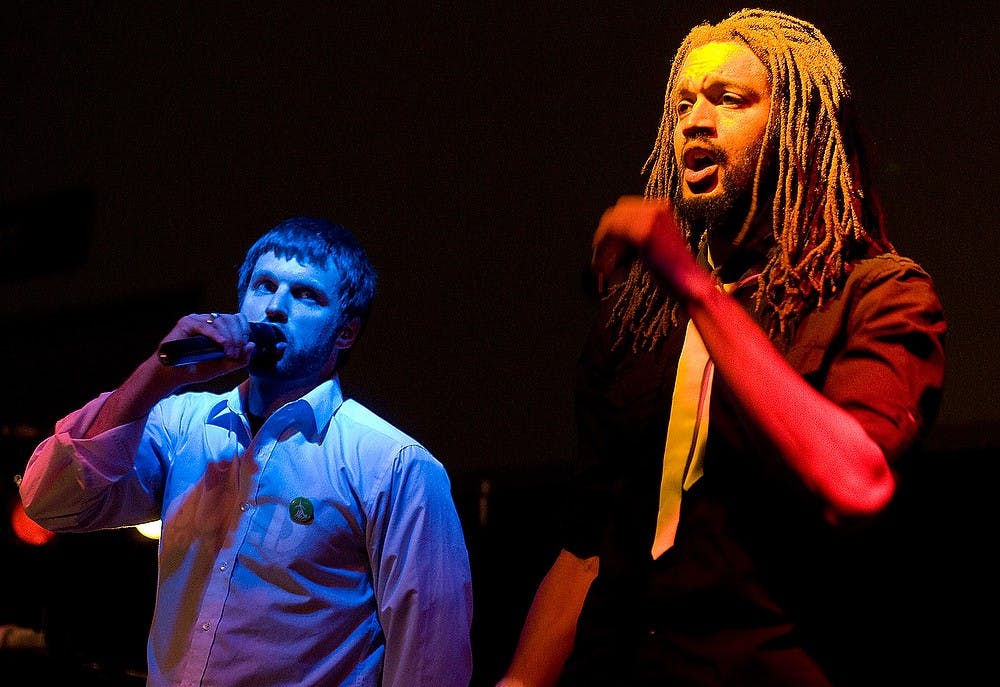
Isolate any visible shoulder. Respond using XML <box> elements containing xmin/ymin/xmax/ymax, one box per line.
<box><xmin>839</xmin><ymin>252</ymin><xmax>945</xmax><ymax>325</ymax></box>
<box><xmin>844</xmin><ymin>253</ymin><xmax>937</xmax><ymax>291</ymax></box>
<box><xmin>786</xmin><ymin>252</ymin><xmax>945</xmax><ymax>369</ymax></box>
<box><xmin>806</xmin><ymin>252</ymin><xmax>943</xmax><ymax>320</ymax></box>
<box><xmin>335</xmin><ymin>400</ymin><xmax>457</xmax><ymax>506</ymax></box>
<box><xmin>337</xmin><ymin>399</ymin><xmax>421</xmax><ymax>445</ymax></box>
<box><xmin>335</xmin><ymin>399</ymin><xmax>438</xmax><ymax>465</ymax></box>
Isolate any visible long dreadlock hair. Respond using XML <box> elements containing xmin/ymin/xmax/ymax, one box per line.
<box><xmin>609</xmin><ymin>8</ymin><xmax>894</xmax><ymax>352</ymax></box>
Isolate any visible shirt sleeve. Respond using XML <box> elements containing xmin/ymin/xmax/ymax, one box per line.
<box><xmin>814</xmin><ymin>255</ymin><xmax>947</xmax><ymax>463</ymax></box>
<box><xmin>369</xmin><ymin>445</ymin><xmax>474</xmax><ymax>687</ymax></box>
<box><xmin>18</xmin><ymin>392</ymin><xmax>167</xmax><ymax>532</ymax></box>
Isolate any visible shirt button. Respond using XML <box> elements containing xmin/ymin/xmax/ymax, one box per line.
<box><xmin>201</xmin><ymin>622</ymin><xmax>211</xmax><ymax>631</ymax></box>
<box><xmin>239</xmin><ymin>502</ymin><xmax>249</xmax><ymax>512</ymax></box>
<box><xmin>219</xmin><ymin>562</ymin><xmax>228</xmax><ymax>572</ymax></box>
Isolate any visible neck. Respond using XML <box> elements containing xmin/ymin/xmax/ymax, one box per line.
<box><xmin>246</xmin><ymin>373</ymin><xmax>331</xmax><ymax>418</ymax></box>
<box><xmin>706</xmin><ymin>215</ymin><xmax>772</xmax><ymax>283</ymax></box>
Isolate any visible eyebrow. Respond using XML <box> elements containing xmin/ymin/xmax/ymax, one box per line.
<box><xmin>672</xmin><ymin>76</ymin><xmax>765</xmax><ymax>102</ymax></box>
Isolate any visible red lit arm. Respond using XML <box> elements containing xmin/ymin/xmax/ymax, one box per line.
<box><xmin>496</xmin><ymin>549</ymin><xmax>599</xmax><ymax>687</ymax></box>
<box><xmin>593</xmin><ymin>197</ymin><xmax>895</xmax><ymax>521</ymax></box>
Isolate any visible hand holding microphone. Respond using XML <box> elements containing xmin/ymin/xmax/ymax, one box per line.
<box><xmin>158</xmin><ymin>313</ymin><xmax>286</xmax><ymax>367</ymax></box>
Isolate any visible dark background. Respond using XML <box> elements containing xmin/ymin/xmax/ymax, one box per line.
<box><xmin>1</xmin><ymin>2</ymin><xmax>997</xmax><ymax>685</ymax></box>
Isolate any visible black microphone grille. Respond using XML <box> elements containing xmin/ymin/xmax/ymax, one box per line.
<box><xmin>249</xmin><ymin>322</ymin><xmax>286</xmax><ymax>348</ymax></box>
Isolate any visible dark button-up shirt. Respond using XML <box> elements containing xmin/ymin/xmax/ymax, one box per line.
<box><xmin>562</xmin><ymin>253</ymin><xmax>946</xmax><ymax>686</ymax></box>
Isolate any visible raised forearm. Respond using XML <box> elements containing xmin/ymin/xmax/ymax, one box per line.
<box><xmin>83</xmin><ymin>355</ymin><xmax>182</xmax><ymax>438</ymax></box>
<box><xmin>644</xmin><ymin>228</ymin><xmax>894</xmax><ymax>519</ymax></box>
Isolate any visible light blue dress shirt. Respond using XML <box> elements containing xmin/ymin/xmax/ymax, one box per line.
<box><xmin>20</xmin><ymin>377</ymin><xmax>473</xmax><ymax>687</ymax></box>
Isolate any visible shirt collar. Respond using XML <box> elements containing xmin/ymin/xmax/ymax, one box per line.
<box><xmin>209</xmin><ymin>377</ymin><xmax>346</xmax><ymax>437</ymax></box>
<box><xmin>295</xmin><ymin>376</ymin><xmax>346</xmax><ymax>431</ymax></box>
<box><xmin>703</xmin><ymin>244</ymin><xmax>760</xmax><ymax>294</ymax></box>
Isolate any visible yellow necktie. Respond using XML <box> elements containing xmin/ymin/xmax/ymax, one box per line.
<box><xmin>650</xmin><ymin>318</ymin><xmax>715</xmax><ymax>559</ymax></box>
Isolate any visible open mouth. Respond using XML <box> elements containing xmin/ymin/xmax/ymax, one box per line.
<box><xmin>683</xmin><ymin>148</ymin><xmax>719</xmax><ymax>193</ymax></box>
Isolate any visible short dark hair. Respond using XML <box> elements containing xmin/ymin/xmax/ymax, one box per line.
<box><xmin>237</xmin><ymin>216</ymin><xmax>378</xmax><ymax>333</ymax></box>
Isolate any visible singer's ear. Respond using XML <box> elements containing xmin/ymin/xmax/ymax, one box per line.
<box><xmin>334</xmin><ymin>317</ymin><xmax>361</xmax><ymax>350</ymax></box>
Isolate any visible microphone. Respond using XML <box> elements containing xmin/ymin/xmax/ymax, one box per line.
<box><xmin>158</xmin><ymin>321</ymin><xmax>286</xmax><ymax>366</ymax></box>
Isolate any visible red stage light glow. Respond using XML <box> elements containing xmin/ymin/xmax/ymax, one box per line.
<box><xmin>10</xmin><ymin>499</ymin><xmax>55</xmax><ymax>546</ymax></box>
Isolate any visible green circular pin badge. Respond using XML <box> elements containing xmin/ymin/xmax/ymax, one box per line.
<box><xmin>289</xmin><ymin>497</ymin><xmax>315</xmax><ymax>525</ymax></box>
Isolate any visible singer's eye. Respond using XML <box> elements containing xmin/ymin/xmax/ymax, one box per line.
<box><xmin>251</xmin><ymin>278</ymin><xmax>278</xmax><ymax>294</ymax></box>
<box><xmin>720</xmin><ymin>92</ymin><xmax>745</xmax><ymax>108</ymax></box>
<box><xmin>292</xmin><ymin>287</ymin><xmax>328</xmax><ymax>305</ymax></box>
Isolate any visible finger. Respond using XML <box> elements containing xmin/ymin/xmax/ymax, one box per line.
<box><xmin>211</xmin><ymin>313</ymin><xmax>250</xmax><ymax>359</ymax></box>
<box><xmin>176</xmin><ymin>313</ymin><xmax>223</xmax><ymax>340</ymax></box>
<box><xmin>185</xmin><ymin>312</ymin><xmax>244</xmax><ymax>359</ymax></box>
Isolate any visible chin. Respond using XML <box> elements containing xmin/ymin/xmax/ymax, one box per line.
<box><xmin>677</xmin><ymin>175</ymin><xmax>757</xmax><ymax>228</ymax></box>
<box><xmin>247</xmin><ymin>356</ymin><xmax>283</xmax><ymax>377</ymax></box>
<box><xmin>678</xmin><ymin>191</ymin><xmax>729</xmax><ymax>219</ymax></box>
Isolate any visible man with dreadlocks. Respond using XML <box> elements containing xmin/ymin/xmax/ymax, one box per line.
<box><xmin>498</xmin><ymin>8</ymin><xmax>945</xmax><ymax>687</ymax></box>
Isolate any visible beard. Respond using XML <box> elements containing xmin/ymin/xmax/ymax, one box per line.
<box><xmin>674</xmin><ymin>137</ymin><xmax>765</xmax><ymax>246</ymax></box>
<box><xmin>248</xmin><ymin>329</ymin><xmax>339</xmax><ymax>379</ymax></box>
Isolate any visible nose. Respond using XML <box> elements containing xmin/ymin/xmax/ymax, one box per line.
<box><xmin>680</xmin><ymin>95</ymin><xmax>717</xmax><ymax>139</ymax></box>
<box><xmin>264</xmin><ymin>288</ymin><xmax>290</xmax><ymax>323</ymax></box>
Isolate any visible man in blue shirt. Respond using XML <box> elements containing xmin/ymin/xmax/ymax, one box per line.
<box><xmin>20</xmin><ymin>217</ymin><xmax>473</xmax><ymax>687</ymax></box>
